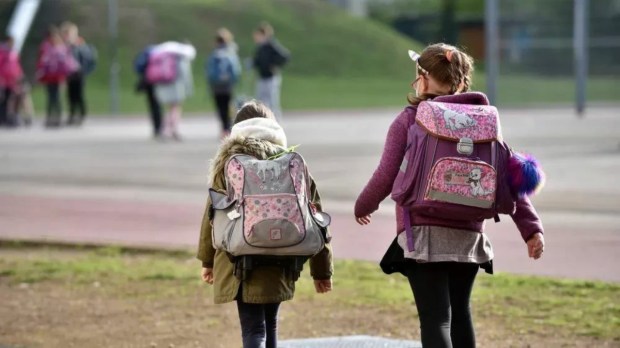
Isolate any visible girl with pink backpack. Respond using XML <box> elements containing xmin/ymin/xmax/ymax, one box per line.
<box><xmin>354</xmin><ymin>43</ymin><xmax>546</xmax><ymax>348</ymax></box>
<box><xmin>198</xmin><ymin>100</ymin><xmax>333</xmax><ymax>348</ymax></box>
<box><xmin>36</xmin><ymin>27</ymin><xmax>78</xmax><ymax>128</ymax></box>
<box><xmin>0</xmin><ymin>35</ymin><xmax>23</xmax><ymax>127</ymax></box>
<box><xmin>150</xmin><ymin>41</ymin><xmax>196</xmax><ymax>141</ymax></box>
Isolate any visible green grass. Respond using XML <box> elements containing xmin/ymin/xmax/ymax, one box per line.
<box><xmin>1</xmin><ymin>244</ymin><xmax>618</xmax><ymax>340</ymax></box>
<box><xmin>7</xmin><ymin>0</ymin><xmax>617</xmax><ymax>114</ymax></box>
<box><xmin>29</xmin><ymin>74</ymin><xmax>412</xmax><ymax>115</ymax></box>
<box><xmin>18</xmin><ymin>0</ymin><xmax>424</xmax><ymax>114</ymax></box>
<box><xmin>28</xmin><ymin>73</ymin><xmax>619</xmax><ymax>115</ymax></box>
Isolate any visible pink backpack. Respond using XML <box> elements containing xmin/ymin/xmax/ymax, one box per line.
<box><xmin>36</xmin><ymin>45</ymin><xmax>78</xmax><ymax>83</ymax></box>
<box><xmin>145</xmin><ymin>52</ymin><xmax>178</xmax><ymax>84</ymax></box>
<box><xmin>391</xmin><ymin>101</ymin><xmax>516</xmax><ymax>250</ymax></box>
<box><xmin>0</xmin><ymin>48</ymin><xmax>22</xmax><ymax>89</ymax></box>
<box><xmin>209</xmin><ymin>152</ymin><xmax>330</xmax><ymax>258</ymax></box>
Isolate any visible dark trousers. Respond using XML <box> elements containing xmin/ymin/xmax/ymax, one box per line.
<box><xmin>407</xmin><ymin>262</ymin><xmax>479</xmax><ymax>348</ymax></box>
<box><xmin>46</xmin><ymin>83</ymin><xmax>62</xmax><ymax>127</ymax></box>
<box><xmin>67</xmin><ymin>74</ymin><xmax>86</xmax><ymax>124</ymax></box>
<box><xmin>145</xmin><ymin>83</ymin><xmax>162</xmax><ymax>135</ymax></box>
<box><xmin>236</xmin><ymin>300</ymin><xmax>281</xmax><ymax>348</ymax></box>
<box><xmin>0</xmin><ymin>87</ymin><xmax>12</xmax><ymax>126</ymax></box>
<box><xmin>213</xmin><ymin>92</ymin><xmax>232</xmax><ymax>132</ymax></box>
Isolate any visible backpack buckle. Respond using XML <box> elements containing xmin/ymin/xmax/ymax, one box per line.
<box><xmin>457</xmin><ymin>137</ymin><xmax>474</xmax><ymax>155</ymax></box>
<box><xmin>227</xmin><ymin>209</ymin><xmax>241</xmax><ymax>220</ymax></box>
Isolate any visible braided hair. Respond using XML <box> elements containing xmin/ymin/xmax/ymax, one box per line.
<box><xmin>407</xmin><ymin>43</ymin><xmax>474</xmax><ymax>106</ymax></box>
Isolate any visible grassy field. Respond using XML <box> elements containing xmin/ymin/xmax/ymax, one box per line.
<box><xmin>0</xmin><ymin>243</ymin><xmax>618</xmax><ymax>347</ymax></box>
<box><xmin>27</xmin><ymin>74</ymin><xmax>619</xmax><ymax>116</ymax></box>
<box><xmin>15</xmin><ymin>0</ymin><xmax>423</xmax><ymax>115</ymax></box>
<box><xmin>4</xmin><ymin>0</ymin><xmax>616</xmax><ymax>115</ymax></box>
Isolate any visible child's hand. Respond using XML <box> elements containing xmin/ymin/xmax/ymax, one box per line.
<box><xmin>201</xmin><ymin>267</ymin><xmax>214</xmax><ymax>284</ymax></box>
<box><xmin>526</xmin><ymin>233</ymin><xmax>545</xmax><ymax>260</ymax></box>
<box><xmin>355</xmin><ymin>215</ymin><xmax>372</xmax><ymax>225</ymax></box>
<box><xmin>314</xmin><ymin>279</ymin><xmax>332</xmax><ymax>294</ymax></box>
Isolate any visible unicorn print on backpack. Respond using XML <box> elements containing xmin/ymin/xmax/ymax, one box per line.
<box><xmin>468</xmin><ymin>168</ymin><xmax>495</xmax><ymax>197</ymax></box>
<box><xmin>437</xmin><ymin>103</ymin><xmax>477</xmax><ymax>131</ymax></box>
<box><xmin>252</xmin><ymin>160</ymin><xmax>284</xmax><ymax>182</ymax></box>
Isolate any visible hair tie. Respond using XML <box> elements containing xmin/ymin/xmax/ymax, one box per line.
<box><xmin>446</xmin><ymin>50</ymin><xmax>455</xmax><ymax>63</ymax></box>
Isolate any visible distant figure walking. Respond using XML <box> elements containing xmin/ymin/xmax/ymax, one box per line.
<box><xmin>148</xmin><ymin>41</ymin><xmax>195</xmax><ymax>141</ymax></box>
<box><xmin>61</xmin><ymin>21</ymin><xmax>97</xmax><ymax>126</ymax></box>
<box><xmin>36</xmin><ymin>27</ymin><xmax>78</xmax><ymax>128</ymax></box>
<box><xmin>0</xmin><ymin>35</ymin><xmax>23</xmax><ymax>127</ymax></box>
<box><xmin>134</xmin><ymin>45</ymin><xmax>163</xmax><ymax>138</ymax></box>
<box><xmin>206</xmin><ymin>28</ymin><xmax>241</xmax><ymax>138</ymax></box>
<box><xmin>252</xmin><ymin>22</ymin><xmax>289</xmax><ymax>121</ymax></box>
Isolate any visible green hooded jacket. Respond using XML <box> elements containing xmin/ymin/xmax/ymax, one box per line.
<box><xmin>197</xmin><ymin>119</ymin><xmax>333</xmax><ymax>304</ymax></box>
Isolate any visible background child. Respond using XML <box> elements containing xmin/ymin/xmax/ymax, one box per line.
<box><xmin>0</xmin><ymin>35</ymin><xmax>23</xmax><ymax>128</ymax></box>
<box><xmin>152</xmin><ymin>41</ymin><xmax>196</xmax><ymax>141</ymax></box>
<box><xmin>36</xmin><ymin>27</ymin><xmax>78</xmax><ymax>128</ymax></box>
<box><xmin>197</xmin><ymin>100</ymin><xmax>333</xmax><ymax>348</ymax></box>
<box><xmin>206</xmin><ymin>28</ymin><xmax>241</xmax><ymax>138</ymax></box>
<box><xmin>252</xmin><ymin>22</ymin><xmax>289</xmax><ymax>122</ymax></box>
<box><xmin>354</xmin><ymin>43</ymin><xmax>545</xmax><ymax>348</ymax></box>
<box><xmin>61</xmin><ymin>21</ymin><xmax>97</xmax><ymax>126</ymax></box>
<box><xmin>8</xmin><ymin>78</ymin><xmax>34</xmax><ymax>127</ymax></box>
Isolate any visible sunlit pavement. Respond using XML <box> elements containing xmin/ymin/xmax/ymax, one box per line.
<box><xmin>1</xmin><ymin>106</ymin><xmax>619</xmax><ymax>282</ymax></box>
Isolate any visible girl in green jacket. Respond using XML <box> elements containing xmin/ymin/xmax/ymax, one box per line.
<box><xmin>197</xmin><ymin>100</ymin><xmax>333</xmax><ymax>348</ymax></box>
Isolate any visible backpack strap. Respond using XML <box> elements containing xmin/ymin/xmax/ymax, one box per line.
<box><xmin>491</xmin><ymin>140</ymin><xmax>497</xmax><ymax>168</ymax></box>
<box><xmin>402</xmin><ymin>207</ymin><xmax>415</xmax><ymax>252</ymax></box>
<box><xmin>491</xmin><ymin>140</ymin><xmax>501</xmax><ymax>223</ymax></box>
<box><xmin>405</xmin><ymin>105</ymin><xmax>418</xmax><ymax>128</ymax></box>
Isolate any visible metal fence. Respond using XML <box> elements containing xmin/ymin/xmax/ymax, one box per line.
<box><xmin>492</xmin><ymin>0</ymin><xmax>620</xmax><ymax>108</ymax></box>
<box><xmin>375</xmin><ymin>0</ymin><xmax>620</xmax><ymax>108</ymax></box>
<box><xmin>497</xmin><ymin>0</ymin><xmax>620</xmax><ymax>76</ymax></box>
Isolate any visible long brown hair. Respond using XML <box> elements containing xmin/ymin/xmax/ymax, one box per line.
<box><xmin>407</xmin><ymin>43</ymin><xmax>474</xmax><ymax>106</ymax></box>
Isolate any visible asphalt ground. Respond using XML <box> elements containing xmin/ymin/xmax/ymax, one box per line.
<box><xmin>1</xmin><ymin>106</ymin><xmax>619</xmax><ymax>282</ymax></box>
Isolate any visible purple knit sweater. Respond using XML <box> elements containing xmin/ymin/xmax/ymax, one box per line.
<box><xmin>354</xmin><ymin>92</ymin><xmax>544</xmax><ymax>242</ymax></box>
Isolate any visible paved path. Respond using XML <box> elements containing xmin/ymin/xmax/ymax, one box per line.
<box><xmin>1</xmin><ymin>107</ymin><xmax>619</xmax><ymax>282</ymax></box>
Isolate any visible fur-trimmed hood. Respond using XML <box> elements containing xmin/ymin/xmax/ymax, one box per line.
<box><xmin>208</xmin><ymin>118</ymin><xmax>287</xmax><ymax>187</ymax></box>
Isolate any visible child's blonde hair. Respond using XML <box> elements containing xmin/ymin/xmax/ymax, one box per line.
<box><xmin>255</xmin><ymin>22</ymin><xmax>274</xmax><ymax>37</ymax></box>
<box><xmin>216</xmin><ymin>27</ymin><xmax>233</xmax><ymax>45</ymax></box>
<box><xmin>408</xmin><ymin>43</ymin><xmax>474</xmax><ymax>105</ymax></box>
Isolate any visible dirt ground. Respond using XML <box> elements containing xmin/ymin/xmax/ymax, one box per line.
<box><xmin>0</xmin><ymin>280</ymin><xmax>614</xmax><ymax>348</ymax></box>
<box><xmin>0</xmin><ymin>246</ymin><xmax>617</xmax><ymax>348</ymax></box>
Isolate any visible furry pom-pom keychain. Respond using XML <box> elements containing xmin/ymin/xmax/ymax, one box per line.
<box><xmin>507</xmin><ymin>152</ymin><xmax>546</xmax><ymax>197</ymax></box>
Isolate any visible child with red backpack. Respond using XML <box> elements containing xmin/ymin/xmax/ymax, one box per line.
<box><xmin>0</xmin><ymin>35</ymin><xmax>23</xmax><ymax>127</ymax></box>
<box><xmin>36</xmin><ymin>27</ymin><xmax>78</xmax><ymax>128</ymax></box>
<box><xmin>354</xmin><ymin>43</ymin><xmax>545</xmax><ymax>348</ymax></box>
<box><xmin>197</xmin><ymin>100</ymin><xmax>333</xmax><ymax>348</ymax></box>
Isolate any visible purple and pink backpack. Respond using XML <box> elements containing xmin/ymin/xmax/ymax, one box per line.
<box><xmin>209</xmin><ymin>152</ymin><xmax>330</xmax><ymax>259</ymax></box>
<box><xmin>392</xmin><ymin>101</ymin><xmax>520</xmax><ymax>251</ymax></box>
<box><xmin>0</xmin><ymin>47</ymin><xmax>22</xmax><ymax>89</ymax></box>
<box><xmin>145</xmin><ymin>52</ymin><xmax>178</xmax><ymax>84</ymax></box>
<box><xmin>36</xmin><ymin>45</ymin><xmax>78</xmax><ymax>83</ymax></box>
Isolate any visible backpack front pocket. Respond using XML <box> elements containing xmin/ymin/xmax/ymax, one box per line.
<box><xmin>243</xmin><ymin>194</ymin><xmax>305</xmax><ymax>248</ymax></box>
<box><xmin>425</xmin><ymin>158</ymin><xmax>496</xmax><ymax>208</ymax></box>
